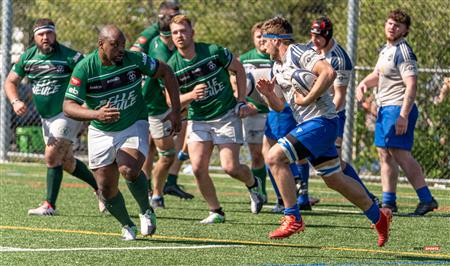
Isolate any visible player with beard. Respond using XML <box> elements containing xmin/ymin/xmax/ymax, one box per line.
<box><xmin>356</xmin><ymin>9</ymin><xmax>438</xmax><ymax>215</ymax></box>
<box><xmin>257</xmin><ymin>17</ymin><xmax>391</xmax><ymax>246</ymax></box>
<box><xmin>64</xmin><ymin>25</ymin><xmax>181</xmax><ymax>240</ymax></box>
<box><xmin>168</xmin><ymin>15</ymin><xmax>265</xmax><ymax>224</ymax></box>
<box><xmin>4</xmin><ymin>18</ymin><xmax>102</xmax><ymax>216</ymax></box>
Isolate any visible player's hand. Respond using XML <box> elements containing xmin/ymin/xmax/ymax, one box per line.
<box><xmin>96</xmin><ymin>102</ymin><xmax>120</xmax><ymax>123</ymax></box>
<box><xmin>356</xmin><ymin>83</ymin><xmax>368</xmax><ymax>102</ymax></box>
<box><xmin>246</xmin><ymin>102</ymin><xmax>259</xmax><ymax>116</ymax></box>
<box><xmin>12</xmin><ymin>100</ymin><xmax>27</xmax><ymax>116</ymax></box>
<box><xmin>293</xmin><ymin>90</ymin><xmax>309</xmax><ymax>106</ymax></box>
<box><xmin>256</xmin><ymin>78</ymin><xmax>275</xmax><ymax>97</ymax></box>
<box><xmin>163</xmin><ymin>110</ymin><xmax>182</xmax><ymax>135</ymax></box>
<box><xmin>395</xmin><ymin>115</ymin><xmax>408</xmax><ymax>135</ymax></box>
<box><xmin>191</xmin><ymin>83</ymin><xmax>208</xmax><ymax>100</ymax></box>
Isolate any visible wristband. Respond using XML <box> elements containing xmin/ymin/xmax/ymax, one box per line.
<box><xmin>10</xmin><ymin>99</ymin><xmax>21</xmax><ymax>105</ymax></box>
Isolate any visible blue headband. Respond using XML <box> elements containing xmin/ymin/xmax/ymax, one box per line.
<box><xmin>262</xmin><ymin>33</ymin><xmax>293</xmax><ymax>39</ymax></box>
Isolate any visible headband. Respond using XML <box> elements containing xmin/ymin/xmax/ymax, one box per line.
<box><xmin>33</xmin><ymin>25</ymin><xmax>56</xmax><ymax>35</ymax></box>
<box><xmin>262</xmin><ymin>33</ymin><xmax>293</xmax><ymax>39</ymax></box>
<box><xmin>160</xmin><ymin>31</ymin><xmax>172</xmax><ymax>37</ymax></box>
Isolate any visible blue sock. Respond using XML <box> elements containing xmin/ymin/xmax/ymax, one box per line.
<box><xmin>296</xmin><ymin>163</ymin><xmax>310</xmax><ymax>205</ymax></box>
<box><xmin>382</xmin><ymin>192</ymin><xmax>397</xmax><ymax>205</ymax></box>
<box><xmin>364</xmin><ymin>202</ymin><xmax>381</xmax><ymax>224</ymax></box>
<box><xmin>343</xmin><ymin>163</ymin><xmax>372</xmax><ymax>197</ymax></box>
<box><xmin>284</xmin><ymin>204</ymin><xmax>301</xmax><ymax>221</ymax></box>
<box><xmin>267</xmin><ymin>167</ymin><xmax>282</xmax><ymax>201</ymax></box>
<box><xmin>289</xmin><ymin>163</ymin><xmax>299</xmax><ymax>178</ymax></box>
<box><xmin>416</xmin><ymin>186</ymin><xmax>432</xmax><ymax>203</ymax></box>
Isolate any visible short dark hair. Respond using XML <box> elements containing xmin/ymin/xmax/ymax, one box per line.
<box><xmin>32</xmin><ymin>18</ymin><xmax>55</xmax><ymax>32</ymax></box>
<box><xmin>387</xmin><ymin>9</ymin><xmax>411</xmax><ymax>29</ymax></box>
<box><xmin>159</xmin><ymin>1</ymin><xmax>180</xmax><ymax>12</ymax></box>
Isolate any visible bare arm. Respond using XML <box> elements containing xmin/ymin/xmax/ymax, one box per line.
<box><xmin>356</xmin><ymin>69</ymin><xmax>379</xmax><ymax>102</ymax></box>
<box><xmin>294</xmin><ymin>60</ymin><xmax>336</xmax><ymax>106</ymax></box>
<box><xmin>333</xmin><ymin>85</ymin><xmax>347</xmax><ymax>111</ymax></box>
<box><xmin>256</xmin><ymin>78</ymin><xmax>285</xmax><ymax>112</ymax></box>
<box><xmin>227</xmin><ymin>57</ymin><xmax>247</xmax><ymax>102</ymax></box>
<box><xmin>4</xmin><ymin>71</ymin><xmax>27</xmax><ymax>116</ymax></box>
<box><xmin>400</xmin><ymin>75</ymin><xmax>417</xmax><ymax>118</ymax></box>
<box><xmin>63</xmin><ymin>99</ymin><xmax>120</xmax><ymax>123</ymax></box>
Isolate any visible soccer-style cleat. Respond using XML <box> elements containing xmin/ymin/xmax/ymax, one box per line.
<box><xmin>28</xmin><ymin>201</ymin><xmax>56</xmax><ymax>216</ymax></box>
<box><xmin>248</xmin><ymin>177</ymin><xmax>264</xmax><ymax>214</ymax></box>
<box><xmin>199</xmin><ymin>212</ymin><xmax>225</xmax><ymax>224</ymax></box>
<box><xmin>271</xmin><ymin>203</ymin><xmax>285</xmax><ymax>213</ymax></box>
<box><xmin>309</xmin><ymin>196</ymin><xmax>320</xmax><ymax>206</ymax></box>
<box><xmin>151</xmin><ymin>196</ymin><xmax>165</xmax><ymax>209</ymax></box>
<box><xmin>374</xmin><ymin>208</ymin><xmax>392</xmax><ymax>247</ymax></box>
<box><xmin>121</xmin><ymin>225</ymin><xmax>138</xmax><ymax>241</ymax></box>
<box><xmin>381</xmin><ymin>202</ymin><xmax>398</xmax><ymax>213</ymax></box>
<box><xmin>269</xmin><ymin>215</ymin><xmax>305</xmax><ymax>239</ymax></box>
<box><xmin>139</xmin><ymin>209</ymin><xmax>157</xmax><ymax>236</ymax></box>
<box><xmin>411</xmin><ymin>197</ymin><xmax>438</xmax><ymax>216</ymax></box>
<box><xmin>163</xmin><ymin>184</ymin><xmax>194</xmax><ymax>200</ymax></box>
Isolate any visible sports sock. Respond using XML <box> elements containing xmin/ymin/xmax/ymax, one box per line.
<box><xmin>252</xmin><ymin>166</ymin><xmax>267</xmax><ymax>196</ymax></box>
<box><xmin>382</xmin><ymin>192</ymin><xmax>397</xmax><ymax>206</ymax></box>
<box><xmin>364</xmin><ymin>202</ymin><xmax>381</xmax><ymax>224</ymax></box>
<box><xmin>296</xmin><ymin>163</ymin><xmax>309</xmax><ymax>205</ymax></box>
<box><xmin>246</xmin><ymin>176</ymin><xmax>258</xmax><ymax>190</ymax></box>
<box><xmin>105</xmin><ymin>191</ymin><xmax>134</xmax><ymax>227</ymax></box>
<box><xmin>71</xmin><ymin>159</ymin><xmax>98</xmax><ymax>190</ymax></box>
<box><xmin>46</xmin><ymin>165</ymin><xmax>63</xmax><ymax>208</ymax></box>
<box><xmin>343</xmin><ymin>163</ymin><xmax>373</xmax><ymax>196</ymax></box>
<box><xmin>289</xmin><ymin>163</ymin><xmax>300</xmax><ymax>178</ymax></box>
<box><xmin>415</xmin><ymin>186</ymin><xmax>433</xmax><ymax>203</ymax></box>
<box><xmin>267</xmin><ymin>167</ymin><xmax>282</xmax><ymax>200</ymax></box>
<box><xmin>211</xmin><ymin>207</ymin><xmax>225</xmax><ymax>216</ymax></box>
<box><xmin>165</xmin><ymin>174</ymin><xmax>178</xmax><ymax>186</ymax></box>
<box><xmin>126</xmin><ymin>172</ymin><xmax>151</xmax><ymax>214</ymax></box>
<box><xmin>284</xmin><ymin>204</ymin><xmax>301</xmax><ymax>221</ymax></box>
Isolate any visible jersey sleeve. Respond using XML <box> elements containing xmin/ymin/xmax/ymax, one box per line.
<box><xmin>216</xmin><ymin>45</ymin><xmax>233</xmax><ymax>69</ymax></box>
<box><xmin>65</xmin><ymin>64</ymin><xmax>87</xmax><ymax>104</ymax></box>
<box><xmin>334</xmin><ymin>69</ymin><xmax>352</xmax><ymax>87</ymax></box>
<box><xmin>299</xmin><ymin>49</ymin><xmax>324</xmax><ymax>72</ymax></box>
<box><xmin>137</xmin><ymin>52</ymin><xmax>160</xmax><ymax>77</ymax></box>
<box><xmin>131</xmin><ymin>24</ymin><xmax>159</xmax><ymax>54</ymax></box>
<box><xmin>12</xmin><ymin>53</ymin><xmax>26</xmax><ymax>77</ymax></box>
<box><xmin>67</xmin><ymin>52</ymin><xmax>84</xmax><ymax>70</ymax></box>
<box><xmin>395</xmin><ymin>44</ymin><xmax>418</xmax><ymax>78</ymax></box>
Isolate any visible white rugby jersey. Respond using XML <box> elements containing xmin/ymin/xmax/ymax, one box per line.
<box><xmin>272</xmin><ymin>43</ymin><xmax>337</xmax><ymax>124</ymax></box>
<box><xmin>308</xmin><ymin>39</ymin><xmax>353</xmax><ymax>112</ymax></box>
<box><xmin>375</xmin><ymin>38</ymin><xmax>418</xmax><ymax>106</ymax></box>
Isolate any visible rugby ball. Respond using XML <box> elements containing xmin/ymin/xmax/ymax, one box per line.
<box><xmin>291</xmin><ymin>69</ymin><xmax>317</xmax><ymax>95</ymax></box>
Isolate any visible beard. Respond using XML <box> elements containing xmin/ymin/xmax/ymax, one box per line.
<box><xmin>37</xmin><ymin>42</ymin><xmax>56</xmax><ymax>54</ymax></box>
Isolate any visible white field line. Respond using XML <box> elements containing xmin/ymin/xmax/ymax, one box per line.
<box><xmin>0</xmin><ymin>244</ymin><xmax>244</xmax><ymax>253</ymax></box>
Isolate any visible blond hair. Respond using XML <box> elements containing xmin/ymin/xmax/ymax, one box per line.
<box><xmin>171</xmin><ymin>14</ymin><xmax>192</xmax><ymax>28</ymax></box>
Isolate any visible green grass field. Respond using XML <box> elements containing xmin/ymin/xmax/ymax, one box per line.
<box><xmin>1</xmin><ymin>163</ymin><xmax>449</xmax><ymax>265</ymax></box>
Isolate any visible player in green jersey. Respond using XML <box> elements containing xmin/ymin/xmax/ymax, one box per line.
<box><xmin>4</xmin><ymin>18</ymin><xmax>102</xmax><ymax>216</ymax></box>
<box><xmin>168</xmin><ymin>15</ymin><xmax>265</xmax><ymax>224</ymax></box>
<box><xmin>64</xmin><ymin>25</ymin><xmax>181</xmax><ymax>240</ymax></box>
<box><xmin>239</xmin><ymin>22</ymin><xmax>272</xmax><ymax>204</ymax></box>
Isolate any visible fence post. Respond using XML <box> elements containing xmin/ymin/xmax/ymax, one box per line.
<box><xmin>342</xmin><ymin>0</ymin><xmax>359</xmax><ymax>164</ymax></box>
<box><xmin>0</xmin><ymin>0</ymin><xmax>14</xmax><ymax>162</ymax></box>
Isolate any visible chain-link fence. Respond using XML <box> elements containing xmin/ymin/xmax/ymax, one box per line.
<box><xmin>1</xmin><ymin>0</ymin><xmax>449</xmax><ymax>179</ymax></box>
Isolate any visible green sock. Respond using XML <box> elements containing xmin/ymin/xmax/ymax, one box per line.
<box><xmin>71</xmin><ymin>159</ymin><xmax>98</xmax><ymax>190</ymax></box>
<box><xmin>252</xmin><ymin>166</ymin><xmax>267</xmax><ymax>196</ymax></box>
<box><xmin>105</xmin><ymin>191</ymin><xmax>134</xmax><ymax>227</ymax></box>
<box><xmin>126</xmin><ymin>172</ymin><xmax>151</xmax><ymax>214</ymax></box>
<box><xmin>46</xmin><ymin>165</ymin><xmax>63</xmax><ymax>208</ymax></box>
<box><xmin>166</xmin><ymin>174</ymin><xmax>178</xmax><ymax>186</ymax></box>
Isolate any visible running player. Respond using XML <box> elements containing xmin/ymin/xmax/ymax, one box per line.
<box><xmin>168</xmin><ymin>15</ymin><xmax>265</xmax><ymax>224</ymax></box>
<box><xmin>64</xmin><ymin>25</ymin><xmax>181</xmax><ymax>240</ymax></box>
<box><xmin>4</xmin><ymin>18</ymin><xmax>102</xmax><ymax>216</ymax></box>
<box><xmin>257</xmin><ymin>17</ymin><xmax>391</xmax><ymax>246</ymax></box>
<box><xmin>356</xmin><ymin>9</ymin><xmax>438</xmax><ymax>215</ymax></box>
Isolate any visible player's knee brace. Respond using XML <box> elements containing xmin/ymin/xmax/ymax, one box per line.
<box><xmin>158</xmin><ymin>148</ymin><xmax>176</xmax><ymax>158</ymax></box>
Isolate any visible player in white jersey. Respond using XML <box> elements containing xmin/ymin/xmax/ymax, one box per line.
<box><xmin>356</xmin><ymin>9</ymin><xmax>438</xmax><ymax>216</ymax></box>
<box><xmin>256</xmin><ymin>17</ymin><xmax>391</xmax><ymax>246</ymax></box>
<box><xmin>308</xmin><ymin>17</ymin><xmax>380</xmax><ymax>206</ymax></box>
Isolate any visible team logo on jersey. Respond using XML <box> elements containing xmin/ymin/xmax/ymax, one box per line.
<box><xmin>70</xmin><ymin>77</ymin><xmax>81</xmax><ymax>86</ymax></box>
<box><xmin>56</xmin><ymin>65</ymin><xmax>65</xmax><ymax>74</ymax></box>
<box><xmin>73</xmin><ymin>52</ymin><xmax>82</xmax><ymax>63</ymax></box>
<box><xmin>387</xmin><ymin>54</ymin><xmax>393</xmax><ymax>61</ymax></box>
<box><xmin>207</xmin><ymin>61</ymin><xmax>216</xmax><ymax>71</ymax></box>
<box><xmin>138</xmin><ymin>36</ymin><xmax>147</xmax><ymax>44</ymax></box>
<box><xmin>127</xmin><ymin>70</ymin><xmax>137</xmax><ymax>82</ymax></box>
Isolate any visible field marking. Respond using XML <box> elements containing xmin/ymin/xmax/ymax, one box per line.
<box><xmin>1</xmin><ymin>225</ymin><xmax>449</xmax><ymax>259</ymax></box>
<box><xmin>0</xmin><ymin>244</ymin><xmax>243</xmax><ymax>252</ymax></box>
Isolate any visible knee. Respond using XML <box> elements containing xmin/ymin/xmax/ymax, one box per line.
<box><xmin>96</xmin><ymin>187</ymin><xmax>117</xmax><ymax>201</ymax></box>
<box><xmin>251</xmin><ymin>152</ymin><xmax>265</xmax><ymax>166</ymax></box>
<box><xmin>192</xmin><ymin>163</ymin><xmax>208</xmax><ymax>179</ymax></box>
<box><xmin>265</xmin><ymin>151</ymin><xmax>283</xmax><ymax>168</ymax></box>
<box><xmin>322</xmin><ymin>175</ymin><xmax>340</xmax><ymax>190</ymax></box>
<box><xmin>222</xmin><ymin>162</ymin><xmax>240</xmax><ymax>177</ymax></box>
<box><xmin>158</xmin><ymin>153</ymin><xmax>175</xmax><ymax>166</ymax></box>
<box><xmin>119</xmin><ymin>165</ymin><xmax>140</xmax><ymax>180</ymax></box>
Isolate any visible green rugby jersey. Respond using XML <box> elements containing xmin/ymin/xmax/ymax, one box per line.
<box><xmin>142</xmin><ymin>36</ymin><xmax>175</xmax><ymax>115</ymax></box>
<box><xmin>12</xmin><ymin>43</ymin><xmax>83</xmax><ymax>118</ymax></box>
<box><xmin>131</xmin><ymin>23</ymin><xmax>160</xmax><ymax>54</ymax></box>
<box><xmin>239</xmin><ymin>48</ymin><xmax>272</xmax><ymax>113</ymax></box>
<box><xmin>167</xmin><ymin>42</ymin><xmax>236</xmax><ymax>121</ymax></box>
<box><xmin>65</xmin><ymin>49</ymin><xmax>159</xmax><ymax>132</ymax></box>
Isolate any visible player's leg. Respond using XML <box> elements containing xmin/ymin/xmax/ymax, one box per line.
<box><xmin>164</xmin><ymin>119</ymin><xmax>194</xmax><ymax>199</ymax></box>
<box><xmin>142</xmin><ymin>136</ymin><xmax>156</xmax><ymax>198</ymax></box>
<box><xmin>378</xmin><ymin>147</ymin><xmax>399</xmax><ymax>212</ymax></box>
<box><xmin>151</xmin><ymin>136</ymin><xmax>175</xmax><ymax>208</ymax></box>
